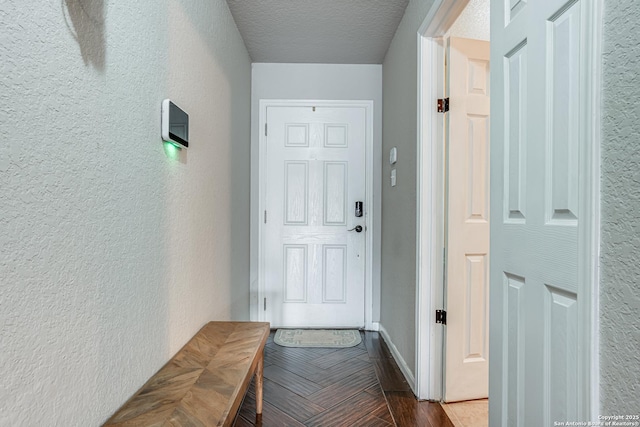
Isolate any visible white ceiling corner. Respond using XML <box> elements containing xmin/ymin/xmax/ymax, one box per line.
<box><xmin>225</xmin><ymin>0</ymin><xmax>410</xmax><ymax>64</ymax></box>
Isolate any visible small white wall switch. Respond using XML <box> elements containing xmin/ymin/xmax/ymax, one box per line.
<box><xmin>391</xmin><ymin>168</ymin><xmax>397</xmax><ymax>187</ymax></box>
<box><xmin>389</xmin><ymin>147</ymin><xmax>397</xmax><ymax>165</ymax></box>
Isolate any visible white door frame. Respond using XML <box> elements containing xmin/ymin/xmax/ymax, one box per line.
<box><xmin>258</xmin><ymin>99</ymin><xmax>376</xmax><ymax>330</ymax></box>
<box><xmin>415</xmin><ymin>0</ymin><xmax>470</xmax><ymax>401</ymax></box>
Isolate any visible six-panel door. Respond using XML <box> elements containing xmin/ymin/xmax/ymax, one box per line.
<box><xmin>264</xmin><ymin>106</ymin><xmax>366</xmax><ymax>328</ymax></box>
<box><xmin>445</xmin><ymin>36</ymin><xmax>491</xmax><ymax>403</ymax></box>
<box><xmin>490</xmin><ymin>0</ymin><xmax>596</xmax><ymax>424</ymax></box>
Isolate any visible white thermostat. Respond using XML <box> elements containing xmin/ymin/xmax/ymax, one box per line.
<box><xmin>389</xmin><ymin>147</ymin><xmax>397</xmax><ymax>165</ymax></box>
<box><xmin>162</xmin><ymin>99</ymin><xmax>189</xmax><ymax>149</ymax></box>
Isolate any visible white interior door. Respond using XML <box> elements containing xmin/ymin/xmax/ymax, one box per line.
<box><xmin>263</xmin><ymin>105</ymin><xmax>367</xmax><ymax>328</ymax></box>
<box><xmin>444</xmin><ymin>36</ymin><xmax>491</xmax><ymax>402</ymax></box>
<box><xmin>490</xmin><ymin>0</ymin><xmax>598</xmax><ymax>424</ymax></box>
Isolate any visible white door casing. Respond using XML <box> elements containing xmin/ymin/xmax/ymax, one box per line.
<box><xmin>416</xmin><ymin>0</ymin><xmax>473</xmax><ymax>401</ymax></box>
<box><xmin>259</xmin><ymin>101</ymin><xmax>374</xmax><ymax>328</ymax></box>
<box><xmin>444</xmin><ymin>36</ymin><xmax>491</xmax><ymax>403</ymax></box>
<box><xmin>490</xmin><ymin>0</ymin><xmax>600</xmax><ymax>425</ymax></box>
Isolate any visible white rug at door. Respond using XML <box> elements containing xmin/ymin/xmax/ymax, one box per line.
<box><xmin>274</xmin><ymin>329</ymin><xmax>362</xmax><ymax>348</ymax></box>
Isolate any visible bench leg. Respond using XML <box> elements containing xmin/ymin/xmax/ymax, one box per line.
<box><xmin>256</xmin><ymin>348</ymin><xmax>264</xmax><ymax>416</ymax></box>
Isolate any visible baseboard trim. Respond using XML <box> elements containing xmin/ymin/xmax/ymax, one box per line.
<box><xmin>366</xmin><ymin>322</ymin><xmax>380</xmax><ymax>332</ymax></box>
<box><xmin>378</xmin><ymin>324</ymin><xmax>416</xmax><ymax>394</ymax></box>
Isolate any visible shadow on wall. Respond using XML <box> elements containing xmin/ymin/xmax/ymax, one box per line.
<box><xmin>63</xmin><ymin>0</ymin><xmax>105</xmax><ymax>70</ymax></box>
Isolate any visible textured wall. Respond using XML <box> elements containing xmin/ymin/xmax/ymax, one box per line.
<box><xmin>600</xmin><ymin>0</ymin><xmax>640</xmax><ymax>415</ymax></box>
<box><xmin>447</xmin><ymin>0</ymin><xmax>490</xmax><ymax>41</ymax></box>
<box><xmin>381</xmin><ymin>0</ymin><xmax>435</xmax><ymax>376</ymax></box>
<box><xmin>249</xmin><ymin>63</ymin><xmax>383</xmax><ymax>323</ymax></box>
<box><xmin>0</xmin><ymin>1</ymin><xmax>251</xmax><ymax>425</ymax></box>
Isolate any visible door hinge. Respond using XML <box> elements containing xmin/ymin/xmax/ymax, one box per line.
<box><xmin>436</xmin><ymin>309</ymin><xmax>447</xmax><ymax>325</ymax></box>
<box><xmin>265</xmin><ymin>123</ymin><xmax>268</xmax><ymax>136</ymax></box>
<box><xmin>437</xmin><ymin>98</ymin><xmax>449</xmax><ymax>113</ymax></box>
<box><xmin>264</xmin><ymin>210</ymin><xmax>267</xmax><ymax>223</ymax></box>
<box><xmin>264</xmin><ymin>297</ymin><xmax>267</xmax><ymax>311</ymax></box>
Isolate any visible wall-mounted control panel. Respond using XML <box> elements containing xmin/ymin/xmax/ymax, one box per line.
<box><xmin>162</xmin><ymin>99</ymin><xmax>189</xmax><ymax>149</ymax></box>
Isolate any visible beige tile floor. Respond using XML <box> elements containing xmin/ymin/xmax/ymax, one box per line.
<box><xmin>440</xmin><ymin>399</ymin><xmax>489</xmax><ymax>427</ymax></box>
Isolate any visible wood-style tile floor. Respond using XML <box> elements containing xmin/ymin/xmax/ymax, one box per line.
<box><xmin>234</xmin><ymin>331</ymin><xmax>455</xmax><ymax>427</ymax></box>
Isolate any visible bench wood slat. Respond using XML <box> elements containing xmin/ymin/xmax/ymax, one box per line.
<box><xmin>104</xmin><ymin>321</ymin><xmax>270</xmax><ymax>427</ymax></box>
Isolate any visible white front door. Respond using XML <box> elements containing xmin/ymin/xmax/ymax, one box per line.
<box><xmin>490</xmin><ymin>0</ymin><xmax>598</xmax><ymax>424</ymax></box>
<box><xmin>444</xmin><ymin>36</ymin><xmax>491</xmax><ymax>402</ymax></box>
<box><xmin>263</xmin><ymin>104</ymin><xmax>367</xmax><ymax>328</ymax></box>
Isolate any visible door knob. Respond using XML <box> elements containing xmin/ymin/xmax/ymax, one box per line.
<box><xmin>348</xmin><ymin>225</ymin><xmax>363</xmax><ymax>233</ymax></box>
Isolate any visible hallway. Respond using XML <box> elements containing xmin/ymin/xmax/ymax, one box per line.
<box><xmin>235</xmin><ymin>332</ymin><xmax>454</xmax><ymax>427</ymax></box>
<box><xmin>1</xmin><ymin>1</ymin><xmax>637</xmax><ymax>424</ymax></box>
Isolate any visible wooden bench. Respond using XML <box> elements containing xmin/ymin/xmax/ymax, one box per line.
<box><xmin>104</xmin><ymin>321</ymin><xmax>270</xmax><ymax>427</ymax></box>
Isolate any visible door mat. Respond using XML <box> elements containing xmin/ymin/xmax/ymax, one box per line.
<box><xmin>274</xmin><ymin>329</ymin><xmax>362</xmax><ymax>348</ymax></box>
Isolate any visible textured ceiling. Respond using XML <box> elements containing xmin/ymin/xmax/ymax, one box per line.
<box><xmin>225</xmin><ymin>0</ymin><xmax>410</xmax><ymax>64</ymax></box>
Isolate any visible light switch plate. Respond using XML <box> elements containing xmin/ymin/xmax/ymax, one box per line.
<box><xmin>391</xmin><ymin>169</ymin><xmax>397</xmax><ymax>187</ymax></box>
<box><xmin>389</xmin><ymin>147</ymin><xmax>397</xmax><ymax>165</ymax></box>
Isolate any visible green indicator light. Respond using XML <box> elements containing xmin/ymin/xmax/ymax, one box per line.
<box><xmin>163</xmin><ymin>140</ymin><xmax>180</xmax><ymax>159</ymax></box>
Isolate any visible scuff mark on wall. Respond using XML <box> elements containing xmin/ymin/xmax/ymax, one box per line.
<box><xmin>63</xmin><ymin>0</ymin><xmax>105</xmax><ymax>70</ymax></box>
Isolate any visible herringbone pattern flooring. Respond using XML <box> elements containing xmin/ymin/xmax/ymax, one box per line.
<box><xmin>235</xmin><ymin>331</ymin><xmax>455</xmax><ymax>427</ymax></box>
